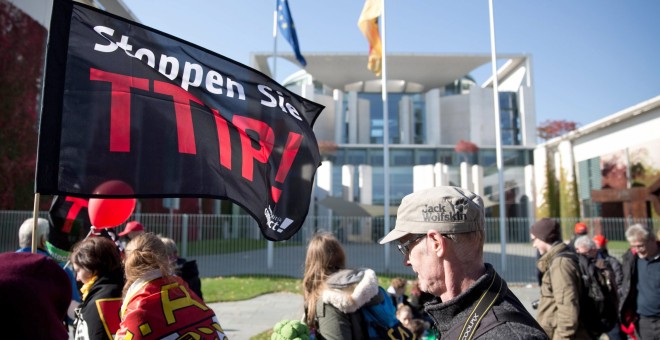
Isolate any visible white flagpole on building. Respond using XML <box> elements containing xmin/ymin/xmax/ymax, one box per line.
<box><xmin>488</xmin><ymin>0</ymin><xmax>507</xmax><ymax>272</ymax></box>
<box><xmin>272</xmin><ymin>9</ymin><xmax>279</xmax><ymax>81</ymax></box>
<box><xmin>381</xmin><ymin>0</ymin><xmax>391</xmax><ymax>270</ymax></box>
<box><xmin>267</xmin><ymin>8</ymin><xmax>279</xmax><ymax>270</ymax></box>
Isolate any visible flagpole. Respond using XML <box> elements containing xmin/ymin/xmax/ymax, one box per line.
<box><xmin>488</xmin><ymin>0</ymin><xmax>507</xmax><ymax>272</ymax></box>
<box><xmin>31</xmin><ymin>193</ymin><xmax>40</xmax><ymax>253</ymax></box>
<box><xmin>267</xmin><ymin>6</ymin><xmax>279</xmax><ymax>270</ymax></box>
<box><xmin>381</xmin><ymin>0</ymin><xmax>391</xmax><ymax>270</ymax></box>
<box><xmin>272</xmin><ymin>8</ymin><xmax>279</xmax><ymax>81</ymax></box>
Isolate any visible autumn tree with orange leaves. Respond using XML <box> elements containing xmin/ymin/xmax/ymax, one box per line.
<box><xmin>0</xmin><ymin>3</ymin><xmax>47</xmax><ymax>209</ymax></box>
<box><xmin>537</xmin><ymin>119</ymin><xmax>579</xmax><ymax>141</ymax></box>
<box><xmin>455</xmin><ymin>139</ymin><xmax>479</xmax><ymax>163</ymax></box>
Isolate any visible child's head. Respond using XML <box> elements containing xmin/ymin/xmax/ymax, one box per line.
<box><xmin>391</xmin><ymin>277</ymin><xmax>407</xmax><ymax>296</ymax></box>
<box><xmin>410</xmin><ymin>280</ymin><xmax>421</xmax><ymax>295</ymax></box>
<box><xmin>396</xmin><ymin>303</ymin><xmax>413</xmax><ymax>327</ymax></box>
<box><xmin>408</xmin><ymin>318</ymin><xmax>429</xmax><ymax>337</ymax></box>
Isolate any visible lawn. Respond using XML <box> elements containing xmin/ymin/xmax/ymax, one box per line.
<box><xmin>202</xmin><ymin>275</ymin><xmax>302</xmax><ymax>302</ymax></box>
<box><xmin>201</xmin><ymin>273</ymin><xmax>417</xmax><ymax>303</ymax></box>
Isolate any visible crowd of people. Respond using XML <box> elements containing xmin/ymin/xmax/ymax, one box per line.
<box><xmin>530</xmin><ymin>217</ymin><xmax>660</xmax><ymax>340</ymax></box>
<box><xmin>1</xmin><ymin>185</ymin><xmax>659</xmax><ymax>339</ymax></box>
<box><xmin>2</xmin><ymin>218</ymin><xmax>223</xmax><ymax>339</ymax></box>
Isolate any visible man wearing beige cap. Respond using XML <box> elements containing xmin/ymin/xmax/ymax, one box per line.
<box><xmin>380</xmin><ymin>186</ymin><xmax>547</xmax><ymax>339</ymax></box>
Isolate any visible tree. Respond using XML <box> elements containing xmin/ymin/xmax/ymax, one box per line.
<box><xmin>0</xmin><ymin>3</ymin><xmax>47</xmax><ymax>209</ymax></box>
<box><xmin>317</xmin><ymin>140</ymin><xmax>338</xmax><ymax>157</ymax></box>
<box><xmin>454</xmin><ymin>139</ymin><xmax>478</xmax><ymax>163</ymax></box>
<box><xmin>537</xmin><ymin>119</ymin><xmax>579</xmax><ymax>141</ymax></box>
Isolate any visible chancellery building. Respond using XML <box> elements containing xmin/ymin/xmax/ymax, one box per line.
<box><xmin>252</xmin><ymin>53</ymin><xmax>539</xmax><ymax>227</ymax></box>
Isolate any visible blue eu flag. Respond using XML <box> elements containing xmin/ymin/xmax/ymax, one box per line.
<box><xmin>277</xmin><ymin>0</ymin><xmax>306</xmax><ymax>67</ymax></box>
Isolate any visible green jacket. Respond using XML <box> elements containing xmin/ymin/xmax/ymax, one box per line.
<box><xmin>536</xmin><ymin>242</ymin><xmax>590</xmax><ymax>340</ymax></box>
<box><xmin>314</xmin><ymin>268</ymin><xmax>380</xmax><ymax>340</ymax></box>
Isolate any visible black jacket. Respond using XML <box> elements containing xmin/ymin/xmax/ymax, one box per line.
<box><xmin>176</xmin><ymin>257</ymin><xmax>203</xmax><ymax>300</ymax></box>
<box><xmin>425</xmin><ymin>264</ymin><xmax>548</xmax><ymax>339</ymax></box>
<box><xmin>619</xmin><ymin>247</ymin><xmax>640</xmax><ymax>325</ymax></box>
<box><xmin>73</xmin><ymin>269</ymin><xmax>124</xmax><ymax>340</ymax></box>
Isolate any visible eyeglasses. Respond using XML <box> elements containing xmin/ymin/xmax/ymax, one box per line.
<box><xmin>397</xmin><ymin>234</ymin><xmax>426</xmax><ymax>257</ymax></box>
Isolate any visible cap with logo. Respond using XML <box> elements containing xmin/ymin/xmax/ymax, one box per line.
<box><xmin>379</xmin><ymin>186</ymin><xmax>485</xmax><ymax>244</ymax></box>
<box><xmin>118</xmin><ymin>221</ymin><xmax>144</xmax><ymax>236</ymax></box>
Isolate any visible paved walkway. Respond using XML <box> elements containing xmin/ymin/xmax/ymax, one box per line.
<box><xmin>208</xmin><ymin>285</ymin><xmax>541</xmax><ymax>340</ymax></box>
<box><xmin>208</xmin><ymin>292</ymin><xmax>304</xmax><ymax>340</ymax></box>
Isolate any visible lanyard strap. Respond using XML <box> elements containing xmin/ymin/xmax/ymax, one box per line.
<box><xmin>454</xmin><ymin>272</ymin><xmax>504</xmax><ymax>340</ymax></box>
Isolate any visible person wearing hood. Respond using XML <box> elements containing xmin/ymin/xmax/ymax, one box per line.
<box><xmin>70</xmin><ymin>237</ymin><xmax>125</xmax><ymax>339</ymax></box>
<box><xmin>302</xmin><ymin>231</ymin><xmax>380</xmax><ymax>340</ymax></box>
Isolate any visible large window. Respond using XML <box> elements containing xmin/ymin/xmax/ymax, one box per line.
<box><xmin>353</xmin><ymin>91</ymin><xmax>426</xmax><ymax>145</ymax></box>
<box><xmin>412</xmin><ymin>94</ymin><xmax>426</xmax><ymax>144</ymax></box>
<box><xmin>499</xmin><ymin>92</ymin><xmax>521</xmax><ymax>145</ymax></box>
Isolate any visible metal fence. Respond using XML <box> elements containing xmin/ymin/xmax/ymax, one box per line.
<box><xmin>1</xmin><ymin>211</ymin><xmax>656</xmax><ymax>285</ymax></box>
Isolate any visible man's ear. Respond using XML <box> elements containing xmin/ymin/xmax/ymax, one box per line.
<box><xmin>427</xmin><ymin>230</ymin><xmax>446</xmax><ymax>257</ymax></box>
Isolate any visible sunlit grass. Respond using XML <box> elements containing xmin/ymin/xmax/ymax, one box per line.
<box><xmin>202</xmin><ymin>275</ymin><xmax>302</xmax><ymax>302</ymax></box>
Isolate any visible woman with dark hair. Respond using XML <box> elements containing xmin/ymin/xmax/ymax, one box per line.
<box><xmin>116</xmin><ymin>233</ymin><xmax>227</xmax><ymax>339</ymax></box>
<box><xmin>71</xmin><ymin>236</ymin><xmax>124</xmax><ymax>340</ymax></box>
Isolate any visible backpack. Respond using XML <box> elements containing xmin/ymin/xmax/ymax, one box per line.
<box><xmin>556</xmin><ymin>251</ymin><xmax>618</xmax><ymax>334</ymax></box>
<box><xmin>360</xmin><ymin>286</ymin><xmax>416</xmax><ymax>340</ymax></box>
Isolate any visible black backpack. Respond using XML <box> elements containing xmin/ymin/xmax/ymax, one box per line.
<box><xmin>556</xmin><ymin>252</ymin><xmax>618</xmax><ymax>334</ymax></box>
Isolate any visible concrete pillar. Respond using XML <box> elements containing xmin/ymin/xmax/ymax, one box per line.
<box><xmin>525</xmin><ymin>164</ymin><xmax>536</xmax><ymax>220</ymax></box>
<box><xmin>413</xmin><ymin>164</ymin><xmax>435</xmax><ymax>192</ymax></box>
<box><xmin>347</xmin><ymin>91</ymin><xmax>358</xmax><ymax>144</ymax></box>
<box><xmin>359</xmin><ymin>165</ymin><xmax>373</xmax><ymax>204</ymax></box>
<box><xmin>425</xmin><ymin>89</ymin><xmax>441</xmax><ymax>145</ymax></box>
<box><xmin>333</xmin><ymin>90</ymin><xmax>344</xmax><ymax>144</ymax></box>
<box><xmin>533</xmin><ymin>146</ymin><xmax>548</xmax><ymax>215</ymax></box>
<box><xmin>471</xmin><ymin>165</ymin><xmax>484</xmax><ymax>196</ymax></box>
<box><xmin>460</xmin><ymin>162</ymin><xmax>472</xmax><ymax>191</ymax></box>
<box><xmin>399</xmin><ymin>96</ymin><xmax>412</xmax><ymax>144</ymax></box>
<box><xmin>434</xmin><ymin>163</ymin><xmax>449</xmax><ymax>186</ymax></box>
<box><xmin>342</xmin><ymin>165</ymin><xmax>355</xmax><ymax>202</ymax></box>
<box><xmin>317</xmin><ymin>161</ymin><xmax>333</xmax><ymax>197</ymax></box>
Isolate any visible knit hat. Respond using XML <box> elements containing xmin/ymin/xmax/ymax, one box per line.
<box><xmin>574</xmin><ymin>222</ymin><xmax>588</xmax><ymax>235</ymax></box>
<box><xmin>0</xmin><ymin>252</ymin><xmax>71</xmax><ymax>339</ymax></box>
<box><xmin>593</xmin><ymin>234</ymin><xmax>607</xmax><ymax>248</ymax></box>
<box><xmin>530</xmin><ymin>218</ymin><xmax>562</xmax><ymax>244</ymax></box>
<box><xmin>379</xmin><ymin>186</ymin><xmax>484</xmax><ymax>244</ymax></box>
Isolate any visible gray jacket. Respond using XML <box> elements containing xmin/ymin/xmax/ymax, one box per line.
<box><xmin>425</xmin><ymin>263</ymin><xmax>548</xmax><ymax>339</ymax></box>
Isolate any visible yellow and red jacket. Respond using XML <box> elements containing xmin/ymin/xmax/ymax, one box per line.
<box><xmin>116</xmin><ymin>275</ymin><xmax>227</xmax><ymax>339</ymax></box>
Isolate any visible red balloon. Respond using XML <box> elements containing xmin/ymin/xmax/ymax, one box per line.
<box><xmin>93</xmin><ymin>180</ymin><xmax>135</xmax><ymax>196</ymax></box>
<box><xmin>88</xmin><ymin>180</ymin><xmax>136</xmax><ymax>228</ymax></box>
<box><xmin>88</xmin><ymin>198</ymin><xmax>136</xmax><ymax>228</ymax></box>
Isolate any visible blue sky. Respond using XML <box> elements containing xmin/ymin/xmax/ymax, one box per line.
<box><xmin>122</xmin><ymin>0</ymin><xmax>659</xmax><ymax>127</ymax></box>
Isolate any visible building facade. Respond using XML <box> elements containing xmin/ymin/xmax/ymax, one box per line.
<box><xmin>252</xmin><ymin>53</ymin><xmax>538</xmax><ymax>220</ymax></box>
<box><xmin>534</xmin><ymin>95</ymin><xmax>660</xmax><ymax>224</ymax></box>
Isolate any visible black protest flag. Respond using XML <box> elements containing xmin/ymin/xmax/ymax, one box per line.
<box><xmin>47</xmin><ymin>195</ymin><xmax>92</xmax><ymax>262</ymax></box>
<box><xmin>37</xmin><ymin>0</ymin><xmax>324</xmax><ymax>241</ymax></box>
